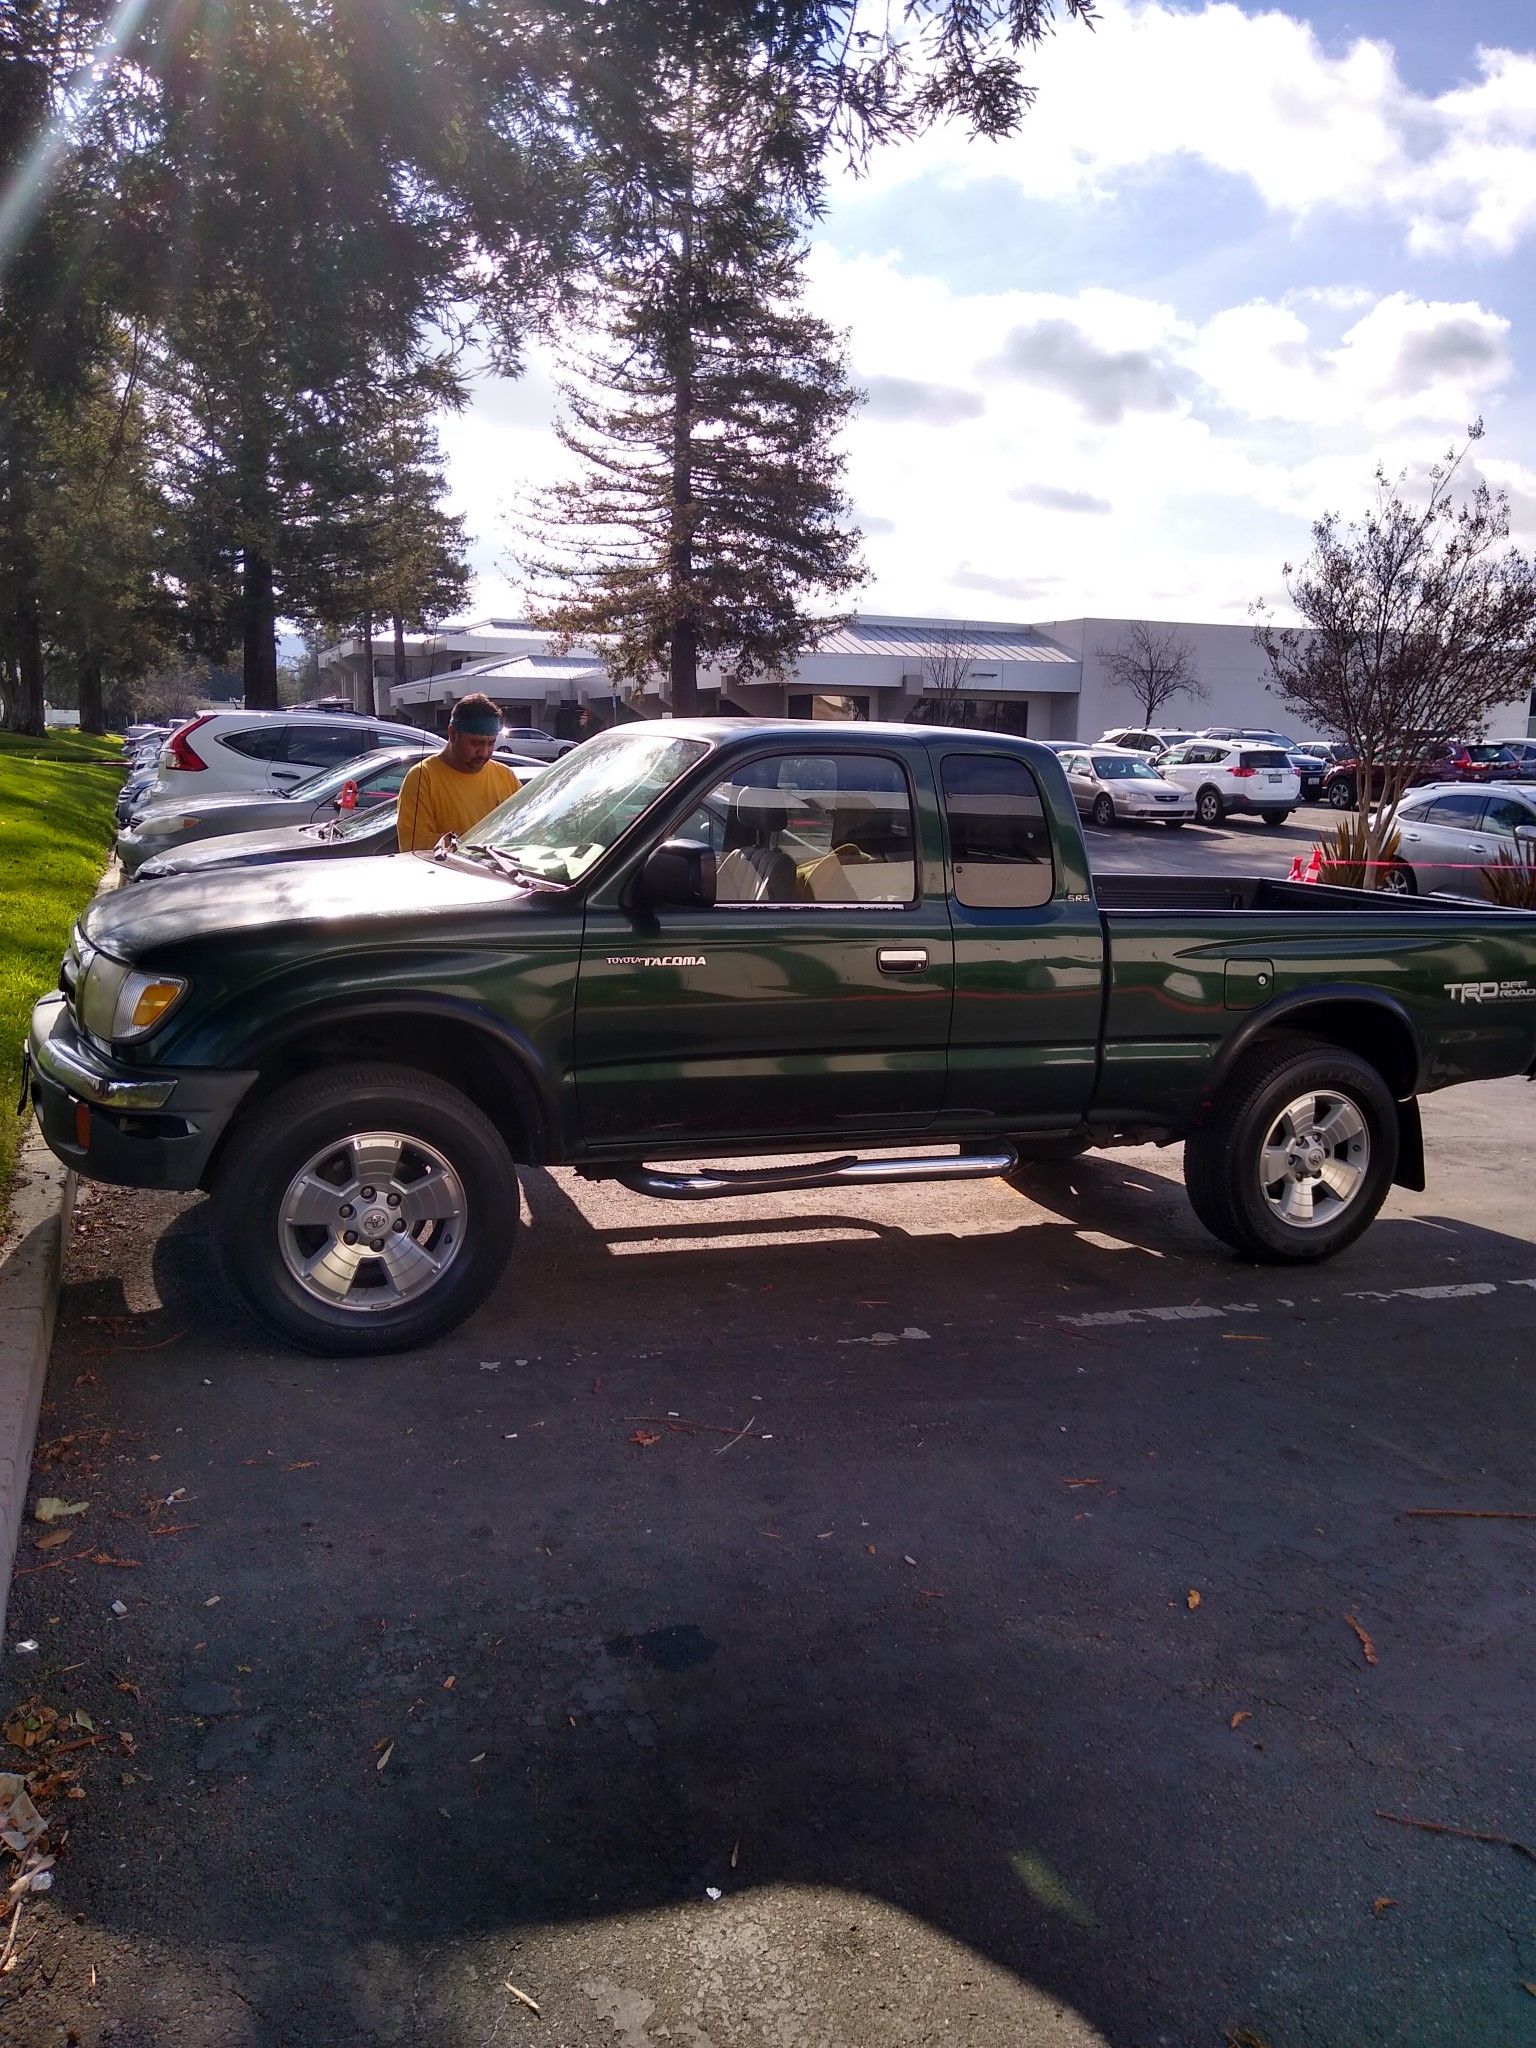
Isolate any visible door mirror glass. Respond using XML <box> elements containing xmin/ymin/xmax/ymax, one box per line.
<box><xmin>638</xmin><ymin>838</ymin><xmax>717</xmax><ymax>909</ymax></box>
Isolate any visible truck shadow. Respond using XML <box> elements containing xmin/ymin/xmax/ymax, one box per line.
<box><xmin>23</xmin><ymin>1186</ymin><xmax>1536</xmax><ymax>2047</ymax></box>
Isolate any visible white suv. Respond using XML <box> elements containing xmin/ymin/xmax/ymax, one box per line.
<box><xmin>1155</xmin><ymin>740</ymin><xmax>1301</xmax><ymax>825</ymax></box>
<box><xmin>149</xmin><ymin>710</ymin><xmax>430</xmax><ymax>803</ymax></box>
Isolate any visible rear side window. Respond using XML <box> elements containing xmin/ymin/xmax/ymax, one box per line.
<box><xmin>285</xmin><ymin>723</ymin><xmax>372</xmax><ymax>768</ymax></box>
<box><xmin>1240</xmin><ymin>749</ymin><xmax>1290</xmax><ymax>769</ymax></box>
<box><xmin>1424</xmin><ymin>792</ymin><xmax>1487</xmax><ymax>824</ymax></box>
<box><xmin>221</xmin><ymin>725</ymin><xmax>288</xmax><ymax>761</ymax></box>
<box><xmin>941</xmin><ymin>755</ymin><xmax>1054</xmax><ymax>909</ymax></box>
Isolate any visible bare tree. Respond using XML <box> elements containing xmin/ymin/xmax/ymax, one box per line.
<box><xmin>1096</xmin><ymin>620</ymin><xmax>1206</xmax><ymax>727</ymax></box>
<box><xmin>1254</xmin><ymin>425</ymin><xmax>1536</xmax><ymax>884</ymax></box>
<box><xmin>921</xmin><ymin>621</ymin><xmax>976</xmax><ymax>725</ymax></box>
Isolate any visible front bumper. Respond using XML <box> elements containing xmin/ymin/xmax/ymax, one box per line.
<box><xmin>23</xmin><ymin>993</ymin><xmax>258</xmax><ymax>1191</ymax></box>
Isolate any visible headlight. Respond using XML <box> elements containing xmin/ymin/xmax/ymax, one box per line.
<box><xmin>77</xmin><ymin>953</ymin><xmax>187</xmax><ymax>1043</ymax></box>
<box><xmin>140</xmin><ymin>813</ymin><xmax>198</xmax><ymax>836</ymax></box>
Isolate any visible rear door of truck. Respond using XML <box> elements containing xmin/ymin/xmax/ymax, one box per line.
<box><xmin>932</xmin><ymin>744</ymin><xmax>1106</xmax><ymax>1128</ymax></box>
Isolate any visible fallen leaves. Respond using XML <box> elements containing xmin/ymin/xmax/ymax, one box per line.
<box><xmin>1344</xmin><ymin>1613</ymin><xmax>1378</xmax><ymax>1666</ymax></box>
<box><xmin>628</xmin><ymin>1429</ymin><xmax>661</xmax><ymax>1449</ymax></box>
<box><xmin>375</xmin><ymin>1741</ymin><xmax>395</xmax><ymax>1773</ymax></box>
<box><xmin>505</xmin><ymin>1981</ymin><xmax>541</xmax><ymax>2014</ymax></box>
<box><xmin>33</xmin><ymin>1529</ymin><xmax>75</xmax><ymax>1552</ymax></box>
<box><xmin>1371</xmin><ymin>1896</ymin><xmax>1397</xmax><ymax>1915</ymax></box>
<box><xmin>1230</xmin><ymin>1711</ymin><xmax>1251</xmax><ymax>1729</ymax></box>
<box><xmin>1186</xmin><ymin>1589</ymin><xmax>1202</xmax><ymax>1610</ymax></box>
<box><xmin>33</xmin><ymin>1499</ymin><xmax>88</xmax><ymax>1525</ymax></box>
<box><xmin>83</xmin><ymin>1553</ymin><xmax>142</xmax><ymax>1569</ymax></box>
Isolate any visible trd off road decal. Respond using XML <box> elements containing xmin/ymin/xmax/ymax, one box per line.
<box><xmin>1444</xmin><ymin>979</ymin><xmax>1536</xmax><ymax>1003</ymax></box>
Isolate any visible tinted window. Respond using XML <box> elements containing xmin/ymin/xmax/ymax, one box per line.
<box><xmin>221</xmin><ymin>725</ymin><xmax>288</xmax><ymax>761</ymax></box>
<box><xmin>1483</xmin><ymin>796</ymin><xmax>1534</xmax><ymax>835</ymax></box>
<box><xmin>1240</xmin><ymin>749</ymin><xmax>1291</xmax><ymax>769</ymax></box>
<box><xmin>1424</xmin><ymin>792</ymin><xmax>1487</xmax><ymax>824</ymax></box>
<box><xmin>285</xmin><ymin>723</ymin><xmax>372</xmax><ymax>768</ymax></box>
<box><xmin>941</xmin><ymin>755</ymin><xmax>1054</xmax><ymax>909</ymax></box>
<box><xmin>679</xmin><ymin>753</ymin><xmax>917</xmax><ymax>905</ymax></box>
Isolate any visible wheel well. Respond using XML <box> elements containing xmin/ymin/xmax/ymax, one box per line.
<box><xmin>200</xmin><ymin>1017</ymin><xmax>550</xmax><ymax>1188</ymax></box>
<box><xmin>1249</xmin><ymin>1004</ymin><xmax>1418</xmax><ymax>1099</ymax></box>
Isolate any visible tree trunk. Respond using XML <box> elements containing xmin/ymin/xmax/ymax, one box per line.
<box><xmin>357</xmin><ymin>608</ymin><xmax>377</xmax><ymax>716</ymax></box>
<box><xmin>15</xmin><ymin>589</ymin><xmax>46</xmax><ymax>736</ymax></box>
<box><xmin>666</xmin><ymin>51</ymin><xmax>700</xmax><ymax>719</ymax></box>
<box><xmin>391</xmin><ymin>613</ymin><xmax>407</xmax><ymax>706</ymax></box>
<box><xmin>242</xmin><ymin>548</ymin><xmax>279</xmax><ymax>708</ymax></box>
<box><xmin>78</xmin><ymin>655</ymin><xmax>105</xmax><ymax>735</ymax></box>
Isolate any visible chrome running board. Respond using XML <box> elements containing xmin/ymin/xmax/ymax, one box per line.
<box><xmin>612</xmin><ymin>1147</ymin><xmax>1019</xmax><ymax>1201</ymax></box>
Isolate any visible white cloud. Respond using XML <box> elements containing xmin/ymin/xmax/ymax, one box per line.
<box><xmin>797</xmin><ymin>246</ymin><xmax>1515</xmax><ymax>619</ymax></box>
<box><xmin>846</xmin><ymin>2</ymin><xmax>1536</xmax><ymax>257</ymax></box>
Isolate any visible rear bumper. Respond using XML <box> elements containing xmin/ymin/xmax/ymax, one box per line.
<box><xmin>24</xmin><ymin>994</ymin><xmax>258</xmax><ymax>1191</ymax></box>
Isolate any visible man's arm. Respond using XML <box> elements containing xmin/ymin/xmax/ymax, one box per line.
<box><xmin>397</xmin><ymin>762</ymin><xmax>440</xmax><ymax>852</ymax></box>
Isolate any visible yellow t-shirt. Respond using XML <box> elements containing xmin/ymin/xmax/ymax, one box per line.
<box><xmin>396</xmin><ymin>754</ymin><xmax>521</xmax><ymax>852</ymax></box>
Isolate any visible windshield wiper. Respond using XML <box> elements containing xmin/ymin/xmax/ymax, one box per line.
<box><xmin>461</xmin><ymin>842</ymin><xmax>567</xmax><ymax>891</ymax></box>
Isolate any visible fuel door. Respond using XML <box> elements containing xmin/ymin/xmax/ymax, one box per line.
<box><xmin>1224</xmin><ymin>957</ymin><xmax>1274</xmax><ymax>1011</ymax></box>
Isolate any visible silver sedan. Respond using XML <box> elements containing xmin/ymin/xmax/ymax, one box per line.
<box><xmin>1060</xmin><ymin>747</ymin><xmax>1196</xmax><ymax>828</ymax></box>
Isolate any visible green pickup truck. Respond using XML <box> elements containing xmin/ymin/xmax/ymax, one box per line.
<box><xmin>25</xmin><ymin>721</ymin><xmax>1536</xmax><ymax>1354</ymax></box>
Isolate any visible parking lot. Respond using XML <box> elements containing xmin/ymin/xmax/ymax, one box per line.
<box><xmin>7</xmin><ymin>810</ymin><xmax>1535</xmax><ymax>2048</ymax></box>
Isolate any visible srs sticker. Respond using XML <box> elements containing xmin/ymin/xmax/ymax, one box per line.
<box><xmin>1444</xmin><ymin>979</ymin><xmax>1536</xmax><ymax>1004</ymax></box>
<box><xmin>606</xmin><ymin>954</ymin><xmax>708</xmax><ymax>967</ymax></box>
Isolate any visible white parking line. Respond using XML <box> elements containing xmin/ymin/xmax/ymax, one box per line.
<box><xmin>1061</xmin><ymin>1278</ymin><xmax>1525</xmax><ymax>1328</ymax></box>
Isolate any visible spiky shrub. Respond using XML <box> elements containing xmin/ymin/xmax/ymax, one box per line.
<box><xmin>1319</xmin><ymin>814</ymin><xmax>1400</xmax><ymax>889</ymax></box>
<box><xmin>1481</xmin><ymin>848</ymin><xmax>1536</xmax><ymax>908</ymax></box>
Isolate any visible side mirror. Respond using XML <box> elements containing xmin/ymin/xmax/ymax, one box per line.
<box><xmin>636</xmin><ymin>838</ymin><xmax>716</xmax><ymax>910</ymax></box>
<box><xmin>1516</xmin><ymin>824</ymin><xmax>1536</xmax><ymax>844</ymax></box>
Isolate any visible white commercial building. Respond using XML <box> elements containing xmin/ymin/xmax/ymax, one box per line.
<box><xmin>320</xmin><ymin>613</ymin><xmax>1531</xmax><ymax>741</ymax></box>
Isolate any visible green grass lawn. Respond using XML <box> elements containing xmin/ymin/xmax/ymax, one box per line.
<box><xmin>0</xmin><ymin>730</ymin><xmax>123</xmax><ymax>1195</ymax></box>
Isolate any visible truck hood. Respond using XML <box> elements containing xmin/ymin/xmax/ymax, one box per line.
<box><xmin>82</xmin><ymin>853</ymin><xmax>523</xmax><ymax>957</ymax></box>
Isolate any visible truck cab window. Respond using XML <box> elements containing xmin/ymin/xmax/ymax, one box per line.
<box><xmin>941</xmin><ymin>755</ymin><xmax>1054</xmax><ymax>908</ymax></box>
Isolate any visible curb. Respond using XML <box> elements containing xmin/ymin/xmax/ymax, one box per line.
<box><xmin>0</xmin><ymin>1123</ymin><xmax>75</xmax><ymax>1643</ymax></box>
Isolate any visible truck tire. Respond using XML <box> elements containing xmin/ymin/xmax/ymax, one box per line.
<box><xmin>1184</xmin><ymin>1037</ymin><xmax>1398</xmax><ymax>1263</ymax></box>
<box><xmin>1091</xmin><ymin>793</ymin><xmax>1116</xmax><ymax>828</ymax></box>
<box><xmin>211</xmin><ymin>1063</ymin><xmax>519</xmax><ymax>1356</ymax></box>
<box><xmin>1259</xmin><ymin>808</ymin><xmax>1291</xmax><ymax>826</ymax></box>
<box><xmin>1195</xmin><ymin>786</ymin><xmax>1224</xmax><ymax>826</ymax></box>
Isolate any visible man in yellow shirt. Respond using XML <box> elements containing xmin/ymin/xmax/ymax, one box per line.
<box><xmin>397</xmin><ymin>694</ymin><xmax>522</xmax><ymax>852</ymax></box>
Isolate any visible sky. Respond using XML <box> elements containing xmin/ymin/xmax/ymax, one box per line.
<box><xmin>438</xmin><ymin>0</ymin><xmax>1536</xmax><ymax>631</ymax></box>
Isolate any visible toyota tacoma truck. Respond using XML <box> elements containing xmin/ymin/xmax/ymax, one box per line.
<box><xmin>24</xmin><ymin>721</ymin><xmax>1536</xmax><ymax>1355</ymax></box>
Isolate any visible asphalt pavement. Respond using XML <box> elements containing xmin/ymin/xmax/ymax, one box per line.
<box><xmin>3</xmin><ymin>809</ymin><xmax>1534</xmax><ymax>2048</ymax></box>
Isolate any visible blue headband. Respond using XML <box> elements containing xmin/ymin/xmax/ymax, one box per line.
<box><xmin>450</xmin><ymin>708</ymin><xmax>500</xmax><ymax>736</ymax></box>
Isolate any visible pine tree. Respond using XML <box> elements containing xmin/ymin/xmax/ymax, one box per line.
<box><xmin>520</xmin><ymin>45</ymin><xmax>863</xmax><ymax>713</ymax></box>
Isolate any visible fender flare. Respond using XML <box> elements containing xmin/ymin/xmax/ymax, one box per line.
<box><xmin>1206</xmin><ymin>984</ymin><xmax>1424</xmax><ymax>1102</ymax></box>
<box><xmin>229</xmin><ymin>994</ymin><xmax>560</xmax><ymax>1161</ymax></box>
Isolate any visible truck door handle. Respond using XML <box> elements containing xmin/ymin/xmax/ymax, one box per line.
<box><xmin>877</xmin><ymin>947</ymin><xmax>928</xmax><ymax>974</ymax></box>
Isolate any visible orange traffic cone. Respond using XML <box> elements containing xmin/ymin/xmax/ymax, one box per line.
<box><xmin>1287</xmin><ymin>854</ymin><xmax>1304</xmax><ymax>882</ymax></box>
<box><xmin>1303</xmin><ymin>845</ymin><xmax>1322</xmax><ymax>883</ymax></box>
<box><xmin>338</xmin><ymin>779</ymin><xmax>359</xmax><ymax>811</ymax></box>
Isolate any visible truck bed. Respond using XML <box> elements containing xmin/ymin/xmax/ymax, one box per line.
<box><xmin>1094</xmin><ymin>873</ymin><xmax>1504</xmax><ymax>915</ymax></box>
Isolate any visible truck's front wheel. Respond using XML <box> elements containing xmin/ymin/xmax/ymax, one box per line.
<box><xmin>211</xmin><ymin>1064</ymin><xmax>518</xmax><ymax>1355</ymax></box>
<box><xmin>1184</xmin><ymin>1038</ymin><xmax>1398</xmax><ymax>1263</ymax></box>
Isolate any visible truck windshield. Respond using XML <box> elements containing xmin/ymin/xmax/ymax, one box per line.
<box><xmin>463</xmin><ymin>731</ymin><xmax>710</xmax><ymax>883</ymax></box>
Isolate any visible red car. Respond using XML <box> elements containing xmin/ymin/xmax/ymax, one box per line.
<box><xmin>1322</xmin><ymin>741</ymin><xmax>1519</xmax><ymax>809</ymax></box>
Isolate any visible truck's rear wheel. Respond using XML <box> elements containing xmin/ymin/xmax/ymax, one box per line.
<box><xmin>1184</xmin><ymin>1038</ymin><xmax>1398</xmax><ymax>1263</ymax></box>
<box><xmin>211</xmin><ymin>1064</ymin><xmax>518</xmax><ymax>1355</ymax></box>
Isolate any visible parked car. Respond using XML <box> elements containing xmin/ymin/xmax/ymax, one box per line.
<box><xmin>1198</xmin><ymin>727</ymin><xmax>1329</xmax><ymax>797</ymax></box>
<box><xmin>145</xmin><ymin>709</ymin><xmax>432</xmax><ymax>804</ymax></box>
<box><xmin>1448</xmin><ymin>742</ymin><xmax>1523</xmax><ymax>782</ymax></box>
<box><xmin>1321</xmin><ymin>741</ymin><xmax>1462</xmax><ymax>811</ymax></box>
<box><xmin>1154</xmin><ymin>740</ymin><xmax>1301</xmax><ymax>824</ymax></box>
<box><xmin>1372</xmin><ymin>783</ymin><xmax>1536</xmax><ymax>897</ymax></box>
<box><xmin>131</xmin><ymin>761</ymin><xmax>551</xmax><ymax>885</ymax></box>
<box><xmin>27</xmin><ymin>720</ymin><xmax>1536</xmax><ymax>1354</ymax></box>
<box><xmin>1059</xmin><ymin>746</ymin><xmax>1195</xmax><ymax>827</ymax></box>
<box><xmin>117</xmin><ymin>744</ymin><xmax>437</xmax><ymax>876</ymax></box>
<box><xmin>497</xmin><ymin>726</ymin><xmax>576</xmax><ymax>761</ymax></box>
<box><xmin>1094</xmin><ymin>726</ymin><xmax>1197</xmax><ymax>757</ymax></box>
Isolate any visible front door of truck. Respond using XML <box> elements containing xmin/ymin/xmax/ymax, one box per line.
<box><xmin>936</xmin><ymin>748</ymin><xmax>1104</xmax><ymax>1128</ymax></box>
<box><xmin>575</xmin><ymin>747</ymin><xmax>954</xmax><ymax>1147</ymax></box>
